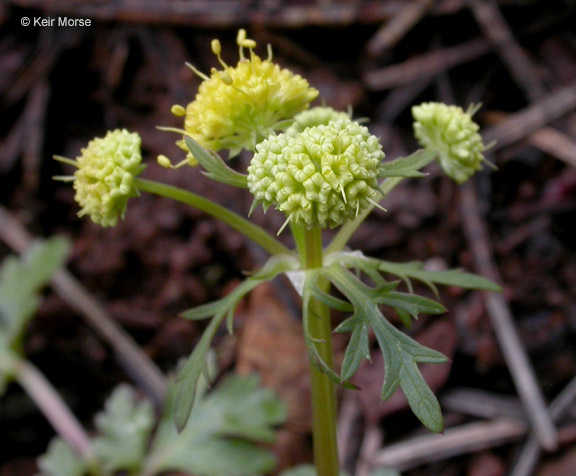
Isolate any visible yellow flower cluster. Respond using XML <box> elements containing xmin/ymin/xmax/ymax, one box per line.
<box><xmin>173</xmin><ymin>30</ymin><xmax>319</xmax><ymax>164</ymax></box>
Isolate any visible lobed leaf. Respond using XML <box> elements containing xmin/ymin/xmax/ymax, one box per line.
<box><xmin>0</xmin><ymin>237</ymin><xmax>70</xmax><ymax>350</ymax></box>
<box><xmin>185</xmin><ymin>137</ymin><xmax>248</xmax><ymax>188</ymax></box>
<box><xmin>148</xmin><ymin>375</ymin><xmax>286</xmax><ymax>476</ymax></box>
<box><xmin>92</xmin><ymin>385</ymin><xmax>155</xmax><ymax>474</ymax></box>
<box><xmin>328</xmin><ymin>265</ymin><xmax>448</xmax><ymax>432</ymax></box>
<box><xmin>36</xmin><ymin>439</ymin><xmax>86</xmax><ymax>476</ymax></box>
<box><xmin>378</xmin><ymin>260</ymin><xmax>502</xmax><ymax>293</ymax></box>
<box><xmin>378</xmin><ymin>149</ymin><xmax>436</xmax><ymax>178</ymax></box>
<box><xmin>177</xmin><ymin>254</ymin><xmax>298</xmax><ymax>429</ymax></box>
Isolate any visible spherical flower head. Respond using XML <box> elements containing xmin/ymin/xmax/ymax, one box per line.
<box><xmin>177</xmin><ymin>30</ymin><xmax>318</xmax><ymax>162</ymax></box>
<box><xmin>247</xmin><ymin>119</ymin><xmax>385</xmax><ymax>229</ymax></box>
<box><xmin>73</xmin><ymin>129</ymin><xmax>144</xmax><ymax>227</ymax></box>
<box><xmin>412</xmin><ymin>102</ymin><xmax>486</xmax><ymax>184</ymax></box>
<box><xmin>285</xmin><ymin>106</ymin><xmax>351</xmax><ymax>137</ymax></box>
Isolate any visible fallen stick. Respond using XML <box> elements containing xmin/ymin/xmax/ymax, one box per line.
<box><xmin>0</xmin><ymin>206</ymin><xmax>167</xmax><ymax>406</ymax></box>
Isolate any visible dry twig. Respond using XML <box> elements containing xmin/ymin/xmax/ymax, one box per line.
<box><xmin>371</xmin><ymin>418</ymin><xmax>528</xmax><ymax>471</ymax></box>
<box><xmin>0</xmin><ymin>206</ymin><xmax>167</xmax><ymax>406</ymax></box>
<box><xmin>468</xmin><ymin>0</ymin><xmax>547</xmax><ymax>101</ymax></box>
<box><xmin>367</xmin><ymin>0</ymin><xmax>434</xmax><ymax>56</ymax></box>
<box><xmin>459</xmin><ymin>183</ymin><xmax>557</xmax><ymax>451</ymax></box>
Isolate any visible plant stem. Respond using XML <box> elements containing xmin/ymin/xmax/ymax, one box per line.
<box><xmin>15</xmin><ymin>359</ymin><xmax>94</xmax><ymax>460</ymax></box>
<box><xmin>135</xmin><ymin>178</ymin><xmax>290</xmax><ymax>256</ymax></box>
<box><xmin>302</xmin><ymin>227</ymin><xmax>339</xmax><ymax>476</ymax></box>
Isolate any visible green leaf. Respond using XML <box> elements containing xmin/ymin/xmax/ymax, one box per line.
<box><xmin>174</xmin><ymin>313</ymin><xmax>225</xmax><ymax>431</ymax></box>
<box><xmin>185</xmin><ymin>137</ymin><xmax>248</xmax><ymax>188</ymax></box>
<box><xmin>378</xmin><ymin>260</ymin><xmax>501</xmax><ymax>293</ymax></box>
<box><xmin>328</xmin><ymin>265</ymin><xmax>447</xmax><ymax>433</ymax></box>
<box><xmin>0</xmin><ymin>237</ymin><xmax>69</xmax><ymax>351</ymax></box>
<box><xmin>0</xmin><ymin>345</ymin><xmax>18</xmax><ymax>396</ymax></box>
<box><xmin>36</xmin><ymin>438</ymin><xmax>86</xmax><ymax>476</ymax></box>
<box><xmin>340</xmin><ymin>320</ymin><xmax>371</xmax><ymax>381</ymax></box>
<box><xmin>302</xmin><ymin>274</ymin><xmax>357</xmax><ymax>389</ymax></box>
<box><xmin>376</xmin><ymin>292</ymin><xmax>446</xmax><ymax>318</ymax></box>
<box><xmin>177</xmin><ymin>254</ymin><xmax>298</xmax><ymax>429</ymax></box>
<box><xmin>379</xmin><ymin>149</ymin><xmax>436</xmax><ymax>178</ymax></box>
<box><xmin>92</xmin><ymin>385</ymin><xmax>155</xmax><ymax>474</ymax></box>
<box><xmin>147</xmin><ymin>375</ymin><xmax>286</xmax><ymax>476</ymax></box>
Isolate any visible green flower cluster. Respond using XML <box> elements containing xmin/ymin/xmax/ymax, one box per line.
<box><xmin>247</xmin><ymin>119</ymin><xmax>384</xmax><ymax>229</ymax></box>
<box><xmin>412</xmin><ymin>102</ymin><xmax>486</xmax><ymax>184</ymax></box>
<box><xmin>73</xmin><ymin>129</ymin><xmax>144</xmax><ymax>227</ymax></box>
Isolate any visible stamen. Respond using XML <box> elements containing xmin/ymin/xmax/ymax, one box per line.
<box><xmin>170</xmin><ymin>105</ymin><xmax>186</xmax><ymax>117</ymax></box>
<box><xmin>157</xmin><ymin>155</ymin><xmax>173</xmax><ymax>168</ymax></box>
<box><xmin>156</xmin><ymin>126</ymin><xmax>189</xmax><ymax>135</ymax></box>
<box><xmin>267</xmin><ymin>43</ymin><xmax>273</xmax><ymax>61</ymax></box>
<box><xmin>185</xmin><ymin>62</ymin><xmax>209</xmax><ymax>81</ymax></box>
<box><xmin>211</xmin><ymin>39</ymin><xmax>228</xmax><ymax>69</ymax></box>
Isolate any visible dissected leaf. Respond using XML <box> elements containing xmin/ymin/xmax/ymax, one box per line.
<box><xmin>185</xmin><ymin>136</ymin><xmax>248</xmax><ymax>188</ymax></box>
<box><xmin>92</xmin><ymin>385</ymin><xmax>155</xmax><ymax>474</ymax></box>
<box><xmin>0</xmin><ymin>344</ymin><xmax>18</xmax><ymax>395</ymax></box>
<box><xmin>36</xmin><ymin>438</ymin><xmax>86</xmax><ymax>476</ymax></box>
<box><xmin>378</xmin><ymin>149</ymin><xmax>436</xmax><ymax>178</ymax></box>
<box><xmin>147</xmin><ymin>375</ymin><xmax>286</xmax><ymax>476</ymax></box>
<box><xmin>177</xmin><ymin>254</ymin><xmax>299</xmax><ymax>429</ymax></box>
<box><xmin>376</xmin><ymin>292</ymin><xmax>446</xmax><ymax>318</ymax></box>
<box><xmin>328</xmin><ymin>265</ymin><xmax>447</xmax><ymax>432</ymax></box>
<box><xmin>0</xmin><ymin>237</ymin><xmax>70</xmax><ymax>350</ymax></box>
<box><xmin>302</xmin><ymin>274</ymin><xmax>357</xmax><ymax>389</ymax></box>
<box><xmin>331</xmin><ymin>252</ymin><xmax>501</xmax><ymax>295</ymax></box>
<box><xmin>339</xmin><ymin>319</ymin><xmax>371</xmax><ymax>381</ymax></box>
<box><xmin>378</xmin><ymin>260</ymin><xmax>501</xmax><ymax>293</ymax></box>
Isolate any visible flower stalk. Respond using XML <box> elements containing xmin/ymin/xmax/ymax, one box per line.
<box><xmin>302</xmin><ymin>227</ymin><xmax>339</xmax><ymax>476</ymax></box>
<box><xmin>134</xmin><ymin>178</ymin><xmax>289</xmax><ymax>256</ymax></box>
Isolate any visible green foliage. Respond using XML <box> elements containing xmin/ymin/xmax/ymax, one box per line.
<box><xmin>0</xmin><ymin>237</ymin><xmax>69</xmax><ymax>393</ymax></box>
<box><xmin>377</xmin><ymin>259</ymin><xmax>502</xmax><ymax>295</ymax></box>
<box><xmin>38</xmin><ymin>374</ymin><xmax>286</xmax><ymax>476</ymax></box>
<box><xmin>92</xmin><ymin>385</ymin><xmax>155</xmax><ymax>474</ymax></box>
<box><xmin>378</xmin><ymin>149</ymin><xmax>436</xmax><ymax>178</ymax></box>
<box><xmin>36</xmin><ymin>439</ymin><xmax>86</xmax><ymax>476</ymax></box>
<box><xmin>147</xmin><ymin>375</ymin><xmax>286</xmax><ymax>476</ymax></box>
<box><xmin>185</xmin><ymin>136</ymin><xmax>248</xmax><ymax>188</ymax></box>
<box><xmin>176</xmin><ymin>253</ymin><xmax>298</xmax><ymax>429</ymax></box>
<box><xmin>325</xmin><ymin>264</ymin><xmax>447</xmax><ymax>432</ymax></box>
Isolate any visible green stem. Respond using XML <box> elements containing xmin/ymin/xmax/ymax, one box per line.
<box><xmin>302</xmin><ymin>228</ymin><xmax>339</xmax><ymax>476</ymax></box>
<box><xmin>326</xmin><ymin>177</ymin><xmax>403</xmax><ymax>254</ymax></box>
<box><xmin>135</xmin><ymin>178</ymin><xmax>289</xmax><ymax>256</ymax></box>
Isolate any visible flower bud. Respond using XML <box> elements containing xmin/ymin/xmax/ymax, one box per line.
<box><xmin>412</xmin><ymin>102</ymin><xmax>486</xmax><ymax>184</ymax></box>
<box><xmin>73</xmin><ymin>129</ymin><xmax>144</xmax><ymax>227</ymax></box>
<box><xmin>247</xmin><ymin>119</ymin><xmax>384</xmax><ymax>229</ymax></box>
<box><xmin>285</xmin><ymin>106</ymin><xmax>351</xmax><ymax>137</ymax></box>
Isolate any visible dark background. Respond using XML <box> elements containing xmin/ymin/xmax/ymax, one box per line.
<box><xmin>1</xmin><ymin>1</ymin><xmax>576</xmax><ymax>475</ymax></box>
